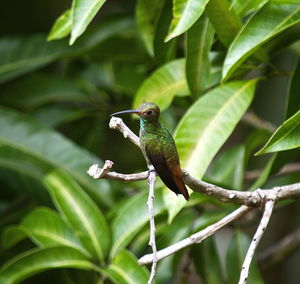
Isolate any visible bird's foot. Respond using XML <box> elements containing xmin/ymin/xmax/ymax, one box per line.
<box><xmin>148</xmin><ymin>165</ymin><xmax>156</xmax><ymax>174</ymax></box>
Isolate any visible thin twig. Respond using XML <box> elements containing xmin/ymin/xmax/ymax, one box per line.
<box><xmin>238</xmin><ymin>197</ymin><xmax>276</xmax><ymax>284</ymax></box>
<box><xmin>245</xmin><ymin>162</ymin><xmax>300</xmax><ymax>181</ymax></box>
<box><xmin>242</xmin><ymin>111</ymin><xmax>276</xmax><ymax>132</ymax></box>
<box><xmin>87</xmin><ymin>160</ymin><xmax>114</xmax><ymax>179</ymax></box>
<box><xmin>147</xmin><ymin>165</ymin><xmax>157</xmax><ymax>284</ymax></box>
<box><xmin>138</xmin><ymin>205</ymin><xmax>252</xmax><ymax>265</ymax></box>
<box><xmin>88</xmin><ymin>164</ymin><xmax>148</xmax><ymax>182</ymax></box>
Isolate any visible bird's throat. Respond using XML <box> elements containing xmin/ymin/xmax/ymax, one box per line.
<box><xmin>140</xmin><ymin>118</ymin><xmax>160</xmax><ymax>135</ymax></box>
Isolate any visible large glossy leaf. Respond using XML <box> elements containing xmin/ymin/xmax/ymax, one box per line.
<box><xmin>0</xmin><ymin>74</ymin><xmax>89</xmax><ymax>111</ymax></box>
<box><xmin>0</xmin><ymin>107</ymin><xmax>112</xmax><ymax>206</ymax></box>
<box><xmin>165</xmin><ymin>0</ymin><xmax>209</xmax><ymax>41</ymax></box>
<box><xmin>33</xmin><ymin>105</ymin><xmax>91</xmax><ymax>128</ymax></box>
<box><xmin>206</xmin><ymin>0</ymin><xmax>242</xmax><ymax>46</ymax></box>
<box><xmin>48</xmin><ymin>9</ymin><xmax>72</xmax><ymax>41</ymax></box>
<box><xmin>133</xmin><ymin>59</ymin><xmax>189</xmax><ymax>110</ymax></box>
<box><xmin>223</xmin><ymin>0</ymin><xmax>300</xmax><ymax>80</ymax></box>
<box><xmin>110</xmin><ymin>190</ymin><xmax>165</xmax><ymax>258</ymax></box>
<box><xmin>0</xmin><ymin>146</ymin><xmax>51</xmax><ymax>201</ymax></box>
<box><xmin>44</xmin><ymin>170</ymin><xmax>110</xmax><ymax>263</ymax></box>
<box><xmin>176</xmin><ymin>80</ymin><xmax>256</xmax><ymax>179</ymax></box>
<box><xmin>226</xmin><ymin>230</ymin><xmax>264</xmax><ymax>283</ymax></box>
<box><xmin>102</xmin><ymin>250</ymin><xmax>149</xmax><ymax>283</ymax></box>
<box><xmin>231</xmin><ymin>0</ymin><xmax>269</xmax><ymax>18</ymax></box>
<box><xmin>186</xmin><ymin>15</ymin><xmax>215</xmax><ymax>96</ymax></box>
<box><xmin>20</xmin><ymin>207</ymin><xmax>89</xmax><ymax>256</ymax></box>
<box><xmin>70</xmin><ymin>0</ymin><xmax>107</xmax><ymax>45</ymax></box>
<box><xmin>256</xmin><ymin>110</ymin><xmax>300</xmax><ymax>155</ymax></box>
<box><xmin>136</xmin><ymin>0</ymin><xmax>164</xmax><ymax>56</ymax></box>
<box><xmin>0</xmin><ymin>247</ymin><xmax>98</xmax><ymax>284</ymax></box>
<box><xmin>166</xmin><ymin>80</ymin><xmax>256</xmax><ymax>221</ymax></box>
<box><xmin>0</xmin><ymin>35</ymin><xmax>70</xmax><ymax>84</ymax></box>
<box><xmin>0</xmin><ymin>17</ymin><xmax>133</xmax><ymax>83</ymax></box>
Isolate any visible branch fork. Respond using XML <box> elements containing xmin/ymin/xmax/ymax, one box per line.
<box><xmin>87</xmin><ymin>117</ymin><xmax>300</xmax><ymax>284</ymax></box>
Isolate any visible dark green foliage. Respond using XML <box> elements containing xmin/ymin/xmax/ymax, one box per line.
<box><xmin>0</xmin><ymin>0</ymin><xmax>300</xmax><ymax>283</ymax></box>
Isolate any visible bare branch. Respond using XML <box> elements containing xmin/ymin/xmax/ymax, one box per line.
<box><xmin>88</xmin><ymin>162</ymin><xmax>300</xmax><ymax>206</ymax></box>
<box><xmin>138</xmin><ymin>205</ymin><xmax>252</xmax><ymax>265</ymax></box>
<box><xmin>88</xmin><ymin>163</ymin><xmax>148</xmax><ymax>182</ymax></box>
<box><xmin>147</xmin><ymin>165</ymin><xmax>157</xmax><ymax>284</ymax></box>
<box><xmin>87</xmin><ymin>116</ymin><xmax>300</xmax><ymax>282</ymax></box>
<box><xmin>87</xmin><ymin>160</ymin><xmax>114</xmax><ymax>179</ymax></box>
<box><xmin>239</xmin><ymin>197</ymin><xmax>276</xmax><ymax>284</ymax></box>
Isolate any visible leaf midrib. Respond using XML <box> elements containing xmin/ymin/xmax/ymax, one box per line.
<box><xmin>50</xmin><ymin>178</ymin><xmax>104</xmax><ymax>262</ymax></box>
<box><xmin>263</xmin><ymin>114</ymin><xmax>300</xmax><ymax>151</ymax></box>
<box><xmin>185</xmin><ymin>80</ymin><xmax>254</xmax><ymax>171</ymax></box>
<box><xmin>72</xmin><ymin>0</ymin><xmax>105</xmax><ymax>38</ymax></box>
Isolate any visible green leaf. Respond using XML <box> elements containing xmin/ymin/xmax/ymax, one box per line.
<box><xmin>48</xmin><ymin>9</ymin><xmax>72</xmax><ymax>41</ymax></box>
<box><xmin>136</xmin><ymin>0</ymin><xmax>164</xmax><ymax>56</ymax></box>
<box><xmin>223</xmin><ymin>0</ymin><xmax>300</xmax><ymax>80</ymax></box>
<box><xmin>0</xmin><ymin>16</ymin><xmax>133</xmax><ymax>83</ymax></box>
<box><xmin>0</xmin><ymin>74</ymin><xmax>89</xmax><ymax>111</ymax></box>
<box><xmin>156</xmin><ymin>210</ymin><xmax>195</xmax><ymax>283</ymax></box>
<box><xmin>269</xmin><ymin>59</ymin><xmax>300</xmax><ymax>174</ymax></box>
<box><xmin>20</xmin><ymin>207</ymin><xmax>89</xmax><ymax>256</ymax></box>
<box><xmin>193</xmin><ymin>237</ymin><xmax>224</xmax><ymax>284</ymax></box>
<box><xmin>226</xmin><ymin>230</ymin><xmax>264</xmax><ymax>283</ymax></box>
<box><xmin>0</xmin><ymin>107</ymin><xmax>112</xmax><ymax>206</ymax></box>
<box><xmin>110</xmin><ymin>190</ymin><xmax>165</xmax><ymax>258</ymax></box>
<box><xmin>44</xmin><ymin>170</ymin><xmax>111</xmax><ymax>263</ymax></box>
<box><xmin>70</xmin><ymin>0</ymin><xmax>107</xmax><ymax>45</ymax></box>
<box><xmin>186</xmin><ymin>15</ymin><xmax>215</xmax><ymax>96</ymax></box>
<box><xmin>0</xmin><ymin>247</ymin><xmax>99</xmax><ymax>284</ymax></box>
<box><xmin>133</xmin><ymin>59</ymin><xmax>189</xmax><ymax>111</ymax></box>
<box><xmin>231</xmin><ymin>0</ymin><xmax>269</xmax><ymax>18</ymax></box>
<box><xmin>1</xmin><ymin>226</ymin><xmax>27</xmax><ymax>250</ymax></box>
<box><xmin>256</xmin><ymin>110</ymin><xmax>300</xmax><ymax>155</ymax></box>
<box><xmin>154</xmin><ymin>0</ymin><xmax>177</xmax><ymax>64</ymax></box>
<box><xmin>206</xmin><ymin>0</ymin><xmax>242</xmax><ymax>47</ymax></box>
<box><xmin>249</xmin><ymin>154</ymin><xmax>277</xmax><ymax>190</ymax></box>
<box><xmin>176</xmin><ymin>80</ymin><xmax>257</xmax><ymax>179</ymax></box>
<box><xmin>0</xmin><ymin>35</ymin><xmax>70</xmax><ymax>84</ymax></box>
<box><xmin>166</xmin><ymin>80</ymin><xmax>256</xmax><ymax>221</ymax></box>
<box><xmin>102</xmin><ymin>250</ymin><xmax>149</xmax><ymax>283</ymax></box>
<box><xmin>208</xmin><ymin>144</ymin><xmax>246</xmax><ymax>189</ymax></box>
<box><xmin>165</xmin><ymin>0</ymin><xmax>210</xmax><ymax>41</ymax></box>
<box><xmin>286</xmin><ymin>58</ymin><xmax>300</xmax><ymax>118</ymax></box>
<box><xmin>32</xmin><ymin>105</ymin><xmax>91</xmax><ymax>128</ymax></box>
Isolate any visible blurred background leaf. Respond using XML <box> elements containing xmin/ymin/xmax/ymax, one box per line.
<box><xmin>0</xmin><ymin>0</ymin><xmax>300</xmax><ymax>283</ymax></box>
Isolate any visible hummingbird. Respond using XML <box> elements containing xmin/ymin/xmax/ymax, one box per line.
<box><xmin>111</xmin><ymin>102</ymin><xmax>189</xmax><ymax>200</ymax></box>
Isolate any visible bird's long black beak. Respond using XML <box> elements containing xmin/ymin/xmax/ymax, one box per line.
<box><xmin>110</xmin><ymin>109</ymin><xmax>140</xmax><ymax>117</ymax></box>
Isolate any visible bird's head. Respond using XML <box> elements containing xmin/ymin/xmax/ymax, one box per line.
<box><xmin>111</xmin><ymin>102</ymin><xmax>160</xmax><ymax>123</ymax></box>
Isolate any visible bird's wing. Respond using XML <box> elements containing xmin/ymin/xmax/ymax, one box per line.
<box><xmin>145</xmin><ymin>147</ymin><xmax>189</xmax><ymax>200</ymax></box>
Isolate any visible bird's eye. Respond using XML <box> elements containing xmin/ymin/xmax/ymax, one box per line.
<box><xmin>146</xmin><ymin>110</ymin><xmax>153</xmax><ymax>115</ymax></box>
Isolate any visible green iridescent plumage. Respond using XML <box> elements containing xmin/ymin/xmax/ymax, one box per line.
<box><xmin>111</xmin><ymin>102</ymin><xmax>189</xmax><ymax>200</ymax></box>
